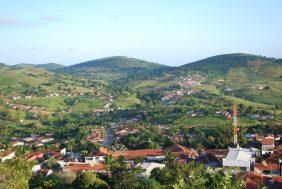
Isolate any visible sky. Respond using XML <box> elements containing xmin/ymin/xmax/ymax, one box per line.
<box><xmin>0</xmin><ymin>0</ymin><xmax>281</xmax><ymax>66</ymax></box>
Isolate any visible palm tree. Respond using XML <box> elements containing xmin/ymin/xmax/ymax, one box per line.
<box><xmin>104</xmin><ymin>154</ymin><xmax>114</xmax><ymax>178</ymax></box>
<box><xmin>165</xmin><ymin>150</ymin><xmax>175</xmax><ymax>166</ymax></box>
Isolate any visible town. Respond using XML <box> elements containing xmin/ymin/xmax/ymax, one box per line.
<box><xmin>1</xmin><ymin>101</ymin><xmax>281</xmax><ymax>188</ymax></box>
<box><xmin>1</xmin><ymin>1</ymin><xmax>282</xmax><ymax>188</ymax></box>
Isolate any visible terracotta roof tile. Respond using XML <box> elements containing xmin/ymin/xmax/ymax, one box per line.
<box><xmin>64</xmin><ymin>163</ymin><xmax>105</xmax><ymax>172</ymax></box>
<box><xmin>113</xmin><ymin>149</ymin><xmax>165</xmax><ymax>160</ymax></box>
<box><xmin>262</xmin><ymin>137</ymin><xmax>275</xmax><ymax>145</ymax></box>
<box><xmin>171</xmin><ymin>144</ymin><xmax>199</xmax><ymax>159</ymax></box>
<box><xmin>255</xmin><ymin>163</ymin><xmax>279</xmax><ymax>171</ymax></box>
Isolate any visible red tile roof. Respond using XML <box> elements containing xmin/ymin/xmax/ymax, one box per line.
<box><xmin>92</xmin><ymin>147</ymin><xmax>165</xmax><ymax>160</ymax></box>
<box><xmin>255</xmin><ymin>163</ymin><xmax>279</xmax><ymax>171</ymax></box>
<box><xmin>64</xmin><ymin>163</ymin><xmax>105</xmax><ymax>172</ymax></box>
<box><xmin>262</xmin><ymin>137</ymin><xmax>275</xmax><ymax>145</ymax></box>
<box><xmin>171</xmin><ymin>144</ymin><xmax>199</xmax><ymax>159</ymax></box>
<box><xmin>245</xmin><ymin>172</ymin><xmax>282</xmax><ymax>189</ymax></box>
<box><xmin>113</xmin><ymin>149</ymin><xmax>165</xmax><ymax>160</ymax></box>
<box><xmin>246</xmin><ymin>172</ymin><xmax>270</xmax><ymax>189</ymax></box>
<box><xmin>272</xmin><ymin>176</ymin><xmax>282</xmax><ymax>183</ymax></box>
<box><xmin>204</xmin><ymin>149</ymin><xmax>229</xmax><ymax>157</ymax></box>
<box><xmin>92</xmin><ymin>147</ymin><xmax>110</xmax><ymax>156</ymax></box>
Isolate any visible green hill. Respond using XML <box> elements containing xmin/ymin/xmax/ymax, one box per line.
<box><xmin>12</xmin><ymin>63</ymin><xmax>36</xmax><ymax>68</ymax></box>
<box><xmin>181</xmin><ymin>53</ymin><xmax>274</xmax><ymax>74</ymax></box>
<box><xmin>224</xmin><ymin>64</ymin><xmax>282</xmax><ymax>106</ymax></box>
<box><xmin>0</xmin><ymin>66</ymin><xmax>92</xmax><ymax>96</ymax></box>
<box><xmin>59</xmin><ymin>56</ymin><xmax>167</xmax><ymax>81</ymax></box>
<box><xmin>36</xmin><ymin>63</ymin><xmax>65</xmax><ymax>71</ymax></box>
<box><xmin>13</xmin><ymin>63</ymin><xmax>65</xmax><ymax>71</ymax></box>
<box><xmin>0</xmin><ymin>63</ymin><xmax>6</xmax><ymax>68</ymax></box>
<box><xmin>176</xmin><ymin>53</ymin><xmax>282</xmax><ymax>107</ymax></box>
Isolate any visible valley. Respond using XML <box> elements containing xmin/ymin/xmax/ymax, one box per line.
<box><xmin>0</xmin><ymin>53</ymin><xmax>281</xmax><ymax>188</ymax></box>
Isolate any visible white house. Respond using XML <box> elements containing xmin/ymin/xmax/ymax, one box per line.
<box><xmin>0</xmin><ymin>151</ymin><xmax>15</xmax><ymax>162</ymax></box>
<box><xmin>85</xmin><ymin>156</ymin><xmax>105</xmax><ymax>165</ymax></box>
<box><xmin>31</xmin><ymin>164</ymin><xmax>41</xmax><ymax>173</ymax></box>
<box><xmin>136</xmin><ymin>162</ymin><xmax>165</xmax><ymax>177</ymax></box>
<box><xmin>12</xmin><ymin>141</ymin><xmax>25</xmax><ymax>147</ymax></box>
<box><xmin>223</xmin><ymin>147</ymin><xmax>254</xmax><ymax>171</ymax></box>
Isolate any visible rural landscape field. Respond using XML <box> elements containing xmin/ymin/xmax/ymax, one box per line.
<box><xmin>0</xmin><ymin>1</ymin><xmax>281</xmax><ymax>189</ymax></box>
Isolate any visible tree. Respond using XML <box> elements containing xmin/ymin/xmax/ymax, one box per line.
<box><xmin>72</xmin><ymin>172</ymin><xmax>108</xmax><ymax>189</ymax></box>
<box><xmin>0</xmin><ymin>158</ymin><xmax>33</xmax><ymax>189</ymax></box>
<box><xmin>104</xmin><ymin>154</ymin><xmax>114</xmax><ymax>178</ymax></box>
<box><xmin>46</xmin><ymin>157</ymin><xmax>60</xmax><ymax>170</ymax></box>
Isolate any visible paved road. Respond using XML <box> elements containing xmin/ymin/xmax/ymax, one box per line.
<box><xmin>104</xmin><ymin>127</ymin><xmax>113</xmax><ymax>146</ymax></box>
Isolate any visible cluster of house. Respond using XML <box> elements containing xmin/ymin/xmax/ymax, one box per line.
<box><xmin>162</xmin><ymin>89</ymin><xmax>200</xmax><ymax>104</ymax></box>
<box><xmin>9</xmin><ymin>134</ymin><xmax>54</xmax><ymax>149</ymax></box>
<box><xmin>86</xmin><ymin>128</ymin><xmax>105</xmax><ymax>144</ymax></box>
<box><xmin>109</xmin><ymin>116</ymin><xmax>142</xmax><ymax>140</ymax></box>
<box><xmin>9</xmin><ymin>91</ymin><xmax>85</xmax><ymax>101</ymax></box>
<box><xmin>10</xmin><ymin>95</ymin><xmax>37</xmax><ymax>100</ymax></box>
<box><xmin>186</xmin><ymin>109</ymin><xmax>205</xmax><ymax>117</ymax></box>
<box><xmin>221</xmin><ymin>134</ymin><xmax>282</xmax><ymax>189</ymax></box>
<box><xmin>46</xmin><ymin>91</ymin><xmax>86</xmax><ymax>98</ymax></box>
<box><xmin>1</xmin><ymin>132</ymin><xmax>281</xmax><ymax>188</ymax></box>
<box><xmin>67</xmin><ymin>144</ymin><xmax>199</xmax><ymax>176</ymax></box>
<box><xmin>157</xmin><ymin>125</ymin><xmax>184</xmax><ymax>143</ymax></box>
<box><xmin>216</xmin><ymin>110</ymin><xmax>232</xmax><ymax>119</ymax></box>
<box><xmin>160</xmin><ymin>75</ymin><xmax>204</xmax><ymax>105</ymax></box>
<box><xmin>250</xmin><ymin>114</ymin><xmax>274</xmax><ymax>121</ymax></box>
<box><xmin>0</xmin><ymin>134</ymin><xmax>55</xmax><ymax>163</ymax></box>
<box><xmin>176</xmin><ymin>74</ymin><xmax>206</xmax><ymax>86</ymax></box>
<box><xmin>8</xmin><ymin>103</ymin><xmax>47</xmax><ymax>116</ymax></box>
<box><xmin>178</xmin><ymin>79</ymin><xmax>201</xmax><ymax>88</ymax></box>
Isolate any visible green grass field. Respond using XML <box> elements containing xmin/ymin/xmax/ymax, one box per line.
<box><xmin>224</xmin><ymin>65</ymin><xmax>282</xmax><ymax>106</ymax></box>
<box><xmin>19</xmin><ymin>96</ymin><xmax>104</xmax><ymax>113</ymax></box>
<box><xmin>115</xmin><ymin>93</ymin><xmax>141</xmax><ymax>108</ymax></box>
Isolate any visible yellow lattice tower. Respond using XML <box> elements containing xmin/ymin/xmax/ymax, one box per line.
<box><xmin>233</xmin><ymin>100</ymin><xmax>239</xmax><ymax>145</ymax></box>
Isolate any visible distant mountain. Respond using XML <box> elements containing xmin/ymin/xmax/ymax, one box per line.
<box><xmin>61</xmin><ymin>56</ymin><xmax>165</xmax><ymax>71</ymax></box>
<box><xmin>0</xmin><ymin>63</ymin><xmax>6</xmax><ymax>68</ymax></box>
<box><xmin>12</xmin><ymin>63</ymin><xmax>36</xmax><ymax>68</ymax></box>
<box><xmin>12</xmin><ymin>63</ymin><xmax>64</xmax><ymax>71</ymax></box>
<box><xmin>181</xmin><ymin>53</ymin><xmax>274</xmax><ymax>74</ymax></box>
<box><xmin>36</xmin><ymin>63</ymin><xmax>65</xmax><ymax>71</ymax></box>
<box><xmin>59</xmin><ymin>56</ymin><xmax>167</xmax><ymax>81</ymax></box>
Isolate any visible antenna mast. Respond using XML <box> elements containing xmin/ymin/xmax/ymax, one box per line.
<box><xmin>233</xmin><ymin>100</ymin><xmax>239</xmax><ymax>146</ymax></box>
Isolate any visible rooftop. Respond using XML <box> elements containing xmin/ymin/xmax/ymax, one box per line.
<box><xmin>64</xmin><ymin>163</ymin><xmax>105</xmax><ymax>172</ymax></box>
<box><xmin>224</xmin><ymin>147</ymin><xmax>252</xmax><ymax>161</ymax></box>
<box><xmin>262</xmin><ymin>137</ymin><xmax>275</xmax><ymax>145</ymax></box>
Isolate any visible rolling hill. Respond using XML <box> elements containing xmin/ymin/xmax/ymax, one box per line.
<box><xmin>181</xmin><ymin>53</ymin><xmax>274</xmax><ymax>74</ymax></box>
<box><xmin>1</xmin><ymin>53</ymin><xmax>281</xmax><ymax>107</ymax></box>
<box><xmin>177</xmin><ymin>53</ymin><xmax>282</xmax><ymax>107</ymax></box>
<box><xmin>0</xmin><ymin>63</ymin><xmax>6</xmax><ymax>68</ymax></box>
<box><xmin>35</xmin><ymin>63</ymin><xmax>65</xmax><ymax>71</ymax></box>
<box><xmin>12</xmin><ymin>63</ymin><xmax>65</xmax><ymax>71</ymax></box>
<box><xmin>59</xmin><ymin>56</ymin><xmax>167</xmax><ymax>80</ymax></box>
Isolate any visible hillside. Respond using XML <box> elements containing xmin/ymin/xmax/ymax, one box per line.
<box><xmin>13</xmin><ymin>63</ymin><xmax>65</xmax><ymax>71</ymax></box>
<box><xmin>181</xmin><ymin>53</ymin><xmax>274</xmax><ymax>74</ymax></box>
<box><xmin>177</xmin><ymin>53</ymin><xmax>282</xmax><ymax>107</ymax></box>
<box><xmin>0</xmin><ymin>63</ymin><xmax>6</xmax><ymax>68</ymax></box>
<box><xmin>0</xmin><ymin>66</ymin><xmax>109</xmax><ymax>114</ymax></box>
<box><xmin>62</xmin><ymin>56</ymin><xmax>164</xmax><ymax>70</ymax></box>
<box><xmin>59</xmin><ymin>56</ymin><xmax>167</xmax><ymax>81</ymax></box>
<box><xmin>224</xmin><ymin>64</ymin><xmax>282</xmax><ymax>106</ymax></box>
<box><xmin>36</xmin><ymin>63</ymin><xmax>65</xmax><ymax>71</ymax></box>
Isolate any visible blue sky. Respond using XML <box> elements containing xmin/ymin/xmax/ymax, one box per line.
<box><xmin>0</xmin><ymin>0</ymin><xmax>281</xmax><ymax>66</ymax></box>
